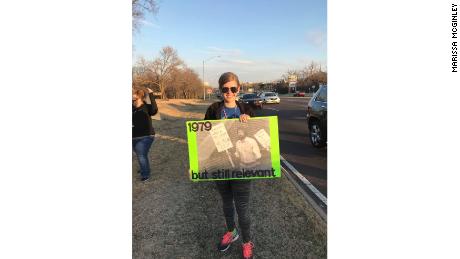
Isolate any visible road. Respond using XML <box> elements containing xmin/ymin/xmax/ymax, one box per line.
<box><xmin>255</xmin><ymin>97</ymin><xmax>327</xmax><ymax>197</ymax></box>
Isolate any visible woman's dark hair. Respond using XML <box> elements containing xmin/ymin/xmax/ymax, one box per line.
<box><xmin>218</xmin><ymin>72</ymin><xmax>240</xmax><ymax>89</ymax></box>
<box><xmin>132</xmin><ymin>87</ymin><xmax>146</xmax><ymax>99</ymax></box>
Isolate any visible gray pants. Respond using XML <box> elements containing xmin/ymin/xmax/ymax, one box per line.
<box><xmin>216</xmin><ymin>180</ymin><xmax>252</xmax><ymax>242</ymax></box>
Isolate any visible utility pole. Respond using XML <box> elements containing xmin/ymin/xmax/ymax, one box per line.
<box><xmin>202</xmin><ymin>60</ymin><xmax>205</xmax><ymax>100</ymax></box>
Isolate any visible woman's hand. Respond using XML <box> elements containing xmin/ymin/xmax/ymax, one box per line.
<box><xmin>147</xmin><ymin>88</ymin><xmax>153</xmax><ymax>93</ymax></box>
<box><xmin>239</xmin><ymin>114</ymin><xmax>250</xmax><ymax>123</ymax></box>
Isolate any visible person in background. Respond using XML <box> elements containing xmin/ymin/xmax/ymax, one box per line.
<box><xmin>132</xmin><ymin>87</ymin><xmax>158</xmax><ymax>182</ymax></box>
<box><xmin>204</xmin><ymin>72</ymin><xmax>255</xmax><ymax>259</ymax></box>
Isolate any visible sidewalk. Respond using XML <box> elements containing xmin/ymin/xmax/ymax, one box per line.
<box><xmin>133</xmin><ymin>99</ymin><xmax>327</xmax><ymax>259</ymax></box>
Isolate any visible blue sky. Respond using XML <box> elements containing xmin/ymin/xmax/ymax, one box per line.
<box><xmin>133</xmin><ymin>0</ymin><xmax>327</xmax><ymax>86</ymax></box>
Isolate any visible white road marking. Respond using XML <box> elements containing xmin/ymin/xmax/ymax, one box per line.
<box><xmin>280</xmin><ymin>155</ymin><xmax>327</xmax><ymax>206</ymax></box>
<box><xmin>263</xmin><ymin>107</ymin><xmax>279</xmax><ymax>112</ymax></box>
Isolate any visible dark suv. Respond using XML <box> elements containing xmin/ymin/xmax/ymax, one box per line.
<box><xmin>240</xmin><ymin>93</ymin><xmax>263</xmax><ymax>109</ymax></box>
<box><xmin>306</xmin><ymin>85</ymin><xmax>327</xmax><ymax>148</ymax></box>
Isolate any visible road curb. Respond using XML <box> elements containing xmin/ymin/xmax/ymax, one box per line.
<box><xmin>281</xmin><ymin>156</ymin><xmax>327</xmax><ymax>222</ymax></box>
<box><xmin>281</xmin><ymin>156</ymin><xmax>327</xmax><ymax>205</ymax></box>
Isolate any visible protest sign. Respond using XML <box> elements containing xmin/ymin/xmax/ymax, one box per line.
<box><xmin>186</xmin><ymin>116</ymin><xmax>280</xmax><ymax>181</ymax></box>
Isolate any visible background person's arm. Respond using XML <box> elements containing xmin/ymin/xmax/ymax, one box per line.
<box><xmin>146</xmin><ymin>89</ymin><xmax>158</xmax><ymax>116</ymax></box>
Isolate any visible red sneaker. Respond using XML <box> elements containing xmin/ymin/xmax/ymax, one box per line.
<box><xmin>217</xmin><ymin>230</ymin><xmax>239</xmax><ymax>252</ymax></box>
<box><xmin>242</xmin><ymin>241</ymin><xmax>254</xmax><ymax>259</ymax></box>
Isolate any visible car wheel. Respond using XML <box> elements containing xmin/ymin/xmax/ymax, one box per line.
<box><xmin>309</xmin><ymin>120</ymin><xmax>326</xmax><ymax>148</ymax></box>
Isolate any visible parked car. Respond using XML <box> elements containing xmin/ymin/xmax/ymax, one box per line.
<box><xmin>258</xmin><ymin>92</ymin><xmax>280</xmax><ymax>104</ymax></box>
<box><xmin>306</xmin><ymin>85</ymin><xmax>327</xmax><ymax>148</ymax></box>
<box><xmin>293</xmin><ymin>91</ymin><xmax>306</xmax><ymax>97</ymax></box>
<box><xmin>240</xmin><ymin>93</ymin><xmax>263</xmax><ymax>109</ymax></box>
<box><xmin>236</xmin><ymin>92</ymin><xmax>244</xmax><ymax>101</ymax></box>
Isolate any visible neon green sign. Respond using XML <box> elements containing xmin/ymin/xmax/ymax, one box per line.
<box><xmin>186</xmin><ymin>116</ymin><xmax>280</xmax><ymax>181</ymax></box>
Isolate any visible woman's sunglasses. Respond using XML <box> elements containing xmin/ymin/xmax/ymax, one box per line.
<box><xmin>221</xmin><ymin>86</ymin><xmax>238</xmax><ymax>93</ymax></box>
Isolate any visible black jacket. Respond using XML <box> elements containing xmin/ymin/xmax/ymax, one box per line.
<box><xmin>132</xmin><ymin>93</ymin><xmax>158</xmax><ymax>138</ymax></box>
<box><xmin>204</xmin><ymin>101</ymin><xmax>255</xmax><ymax>120</ymax></box>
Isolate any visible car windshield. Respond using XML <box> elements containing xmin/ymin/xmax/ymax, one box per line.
<box><xmin>265</xmin><ymin>93</ymin><xmax>276</xmax><ymax>96</ymax></box>
<box><xmin>243</xmin><ymin>94</ymin><xmax>257</xmax><ymax>99</ymax></box>
<box><xmin>316</xmin><ymin>87</ymin><xmax>327</xmax><ymax>102</ymax></box>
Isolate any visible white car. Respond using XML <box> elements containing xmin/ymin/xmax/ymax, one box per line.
<box><xmin>258</xmin><ymin>92</ymin><xmax>280</xmax><ymax>104</ymax></box>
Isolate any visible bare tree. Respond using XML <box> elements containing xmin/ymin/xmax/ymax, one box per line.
<box><xmin>278</xmin><ymin>60</ymin><xmax>327</xmax><ymax>92</ymax></box>
<box><xmin>179</xmin><ymin>67</ymin><xmax>201</xmax><ymax>99</ymax></box>
<box><xmin>133</xmin><ymin>57</ymin><xmax>156</xmax><ymax>91</ymax></box>
<box><xmin>166</xmin><ymin>66</ymin><xmax>202</xmax><ymax>99</ymax></box>
<box><xmin>305</xmin><ymin>61</ymin><xmax>318</xmax><ymax>78</ymax></box>
<box><xmin>132</xmin><ymin>0</ymin><xmax>158</xmax><ymax>31</ymax></box>
<box><xmin>164</xmin><ymin>67</ymin><xmax>181</xmax><ymax>99</ymax></box>
<box><xmin>149</xmin><ymin>46</ymin><xmax>183</xmax><ymax>99</ymax></box>
<box><xmin>303</xmin><ymin>61</ymin><xmax>327</xmax><ymax>91</ymax></box>
<box><xmin>133</xmin><ymin>48</ymin><xmax>205</xmax><ymax>99</ymax></box>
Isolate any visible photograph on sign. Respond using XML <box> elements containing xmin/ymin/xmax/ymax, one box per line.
<box><xmin>187</xmin><ymin>116</ymin><xmax>280</xmax><ymax>181</ymax></box>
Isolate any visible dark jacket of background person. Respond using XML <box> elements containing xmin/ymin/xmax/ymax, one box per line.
<box><xmin>204</xmin><ymin>100</ymin><xmax>255</xmax><ymax>120</ymax></box>
<box><xmin>132</xmin><ymin>93</ymin><xmax>158</xmax><ymax>138</ymax></box>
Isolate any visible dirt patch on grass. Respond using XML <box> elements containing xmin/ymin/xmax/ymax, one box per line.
<box><xmin>133</xmin><ymin>99</ymin><xmax>327</xmax><ymax>258</ymax></box>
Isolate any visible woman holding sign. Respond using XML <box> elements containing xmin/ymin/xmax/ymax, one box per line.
<box><xmin>204</xmin><ymin>72</ymin><xmax>255</xmax><ymax>259</ymax></box>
